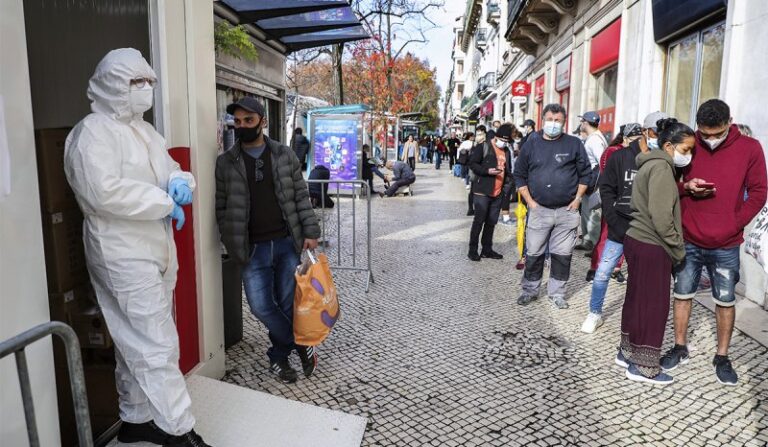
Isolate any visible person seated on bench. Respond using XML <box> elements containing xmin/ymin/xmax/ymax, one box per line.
<box><xmin>380</xmin><ymin>160</ymin><xmax>416</xmax><ymax>198</ymax></box>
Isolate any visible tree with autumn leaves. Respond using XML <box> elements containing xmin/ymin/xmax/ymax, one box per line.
<box><xmin>289</xmin><ymin>42</ymin><xmax>441</xmax><ymax>128</ymax></box>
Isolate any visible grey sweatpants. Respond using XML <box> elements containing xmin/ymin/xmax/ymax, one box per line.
<box><xmin>521</xmin><ymin>206</ymin><xmax>580</xmax><ymax>299</ymax></box>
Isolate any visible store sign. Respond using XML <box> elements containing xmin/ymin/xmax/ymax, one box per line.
<box><xmin>590</xmin><ymin>18</ymin><xmax>622</xmax><ymax>74</ymax></box>
<box><xmin>555</xmin><ymin>55</ymin><xmax>571</xmax><ymax>91</ymax></box>
<box><xmin>511</xmin><ymin>96</ymin><xmax>527</xmax><ymax>104</ymax></box>
<box><xmin>534</xmin><ymin>75</ymin><xmax>545</xmax><ymax>101</ymax></box>
<box><xmin>597</xmin><ymin>106</ymin><xmax>616</xmax><ymax>140</ymax></box>
<box><xmin>511</xmin><ymin>81</ymin><xmax>531</xmax><ymax>97</ymax></box>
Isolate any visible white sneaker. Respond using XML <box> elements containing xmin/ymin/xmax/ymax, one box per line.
<box><xmin>580</xmin><ymin>312</ymin><xmax>604</xmax><ymax>334</ymax></box>
<box><xmin>465</xmin><ymin>184</ymin><xmax>471</xmax><ymax>190</ymax></box>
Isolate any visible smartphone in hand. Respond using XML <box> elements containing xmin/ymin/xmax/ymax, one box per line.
<box><xmin>699</xmin><ymin>182</ymin><xmax>716</xmax><ymax>189</ymax></box>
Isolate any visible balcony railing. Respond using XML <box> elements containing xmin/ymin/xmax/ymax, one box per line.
<box><xmin>475</xmin><ymin>28</ymin><xmax>488</xmax><ymax>48</ymax></box>
<box><xmin>475</xmin><ymin>71</ymin><xmax>497</xmax><ymax>98</ymax></box>
<box><xmin>487</xmin><ymin>0</ymin><xmax>501</xmax><ymax>25</ymax></box>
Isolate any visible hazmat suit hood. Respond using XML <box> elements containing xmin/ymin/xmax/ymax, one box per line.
<box><xmin>87</xmin><ymin>48</ymin><xmax>156</xmax><ymax>122</ymax></box>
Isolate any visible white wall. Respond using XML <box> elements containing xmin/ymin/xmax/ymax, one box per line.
<box><xmin>158</xmin><ymin>0</ymin><xmax>226</xmax><ymax>377</ymax></box>
<box><xmin>0</xmin><ymin>1</ymin><xmax>61</xmax><ymax>446</ymax></box>
<box><xmin>722</xmin><ymin>0</ymin><xmax>768</xmax><ymax>308</ymax></box>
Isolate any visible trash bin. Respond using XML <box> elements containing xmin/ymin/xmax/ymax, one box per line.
<box><xmin>221</xmin><ymin>254</ymin><xmax>243</xmax><ymax>349</ymax></box>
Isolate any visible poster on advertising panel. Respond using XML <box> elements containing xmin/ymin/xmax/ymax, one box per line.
<box><xmin>310</xmin><ymin>115</ymin><xmax>362</xmax><ymax>191</ymax></box>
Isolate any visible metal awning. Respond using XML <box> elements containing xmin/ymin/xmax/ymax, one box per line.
<box><xmin>281</xmin><ymin>26</ymin><xmax>369</xmax><ymax>51</ymax></box>
<box><xmin>217</xmin><ymin>0</ymin><xmax>370</xmax><ymax>52</ymax></box>
<box><xmin>220</xmin><ymin>0</ymin><xmax>350</xmax><ymax>21</ymax></box>
<box><xmin>256</xmin><ymin>7</ymin><xmax>360</xmax><ymax>38</ymax></box>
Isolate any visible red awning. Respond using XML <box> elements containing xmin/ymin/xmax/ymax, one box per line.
<box><xmin>590</xmin><ymin>18</ymin><xmax>621</xmax><ymax>74</ymax></box>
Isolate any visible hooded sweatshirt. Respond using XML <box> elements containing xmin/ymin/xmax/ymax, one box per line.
<box><xmin>678</xmin><ymin>125</ymin><xmax>767</xmax><ymax>249</ymax></box>
<box><xmin>626</xmin><ymin>150</ymin><xmax>685</xmax><ymax>264</ymax></box>
<box><xmin>600</xmin><ymin>140</ymin><xmax>642</xmax><ymax>242</ymax></box>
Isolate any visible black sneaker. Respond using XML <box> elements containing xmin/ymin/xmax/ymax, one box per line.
<box><xmin>517</xmin><ymin>295</ymin><xmax>538</xmax><ymax>305</ymax></box>
<box><xmin>118</xmin><ymin>421</ymin><xmax>173</xmax><ymax>444</ymax></box>
<box><xmin>574</xmin><ymin>241</ymin><xmax>594</xmax><ymax>251</ymax></box>
<box><xmin>611</xmin><ymin>271</ymin><xmax>626</xmax><ymax>284</ymax></box>
<box><xmin>713</xmin><ymin>355</ymin><xmax>738</xmax><ymax>386</ymax></box>
<box><xmin>297</xmin><ymin>345</ymin><xmax>318</xmax><ymax>378</ymax></box>
<box><xmin>481</xmin><ymin>250</ymin><xmax>503</xmax><ymax>259</ymax></box>
<box><xmin>585</xmin><ymin>270</ymin><xmax>595</xmax><ymax>283</ymax></box>
<box><xmin>660</xmin><ymin>344</ymin><xmax>690</xmax><ymax>372</ymax></box>
<box><xmin>468</xmin><ymin>252</ymin><xmax>481</xmax><ymax>261</ymax></box>
<box><xmin>270</xmin><ymin>359</ymin><xmax>298</xmax><ymax>384</ymax></box>
<box><xmin>164</xmin><ymin>429</ymin><xmax>211</xmax><ymax>447</ymax></box>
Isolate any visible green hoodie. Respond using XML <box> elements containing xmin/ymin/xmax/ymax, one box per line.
<box><xmin>626</xmin><ymin>150</ymin><xmax>685</xmax><ymax>264</ymax></box>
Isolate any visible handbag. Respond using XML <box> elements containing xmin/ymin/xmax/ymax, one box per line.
<box><xmin>293</xmin><ymin>250</ymin><xmax>340</xmax><ymax>346</ymax></box>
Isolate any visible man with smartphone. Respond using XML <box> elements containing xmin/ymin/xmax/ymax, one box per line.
<box><xmin>661</xmin><ymin>99</ymin><xmax>767</xmax><ymax>386</ymax></box>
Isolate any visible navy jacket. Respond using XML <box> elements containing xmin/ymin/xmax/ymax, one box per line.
<box><xmin>513</xmin><ymin>131</ymin><xmax>592</xmax><ymax>208</ymax></box>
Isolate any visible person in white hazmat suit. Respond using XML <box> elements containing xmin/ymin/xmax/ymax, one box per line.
<box><xmin>64</xmin><ymin>48</ymin><xmax>211</xmax><ymax>447</ymax></box>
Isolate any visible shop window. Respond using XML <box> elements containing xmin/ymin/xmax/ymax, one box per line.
<box><xmin>595</xmin><ymin>65</ymin><xmax>618</xmax><ymax>140</ymax></box>
<box><xmin>665</xmin><ymin>22</ymin><xmax>725</xmax><ymax>125</ymax></box>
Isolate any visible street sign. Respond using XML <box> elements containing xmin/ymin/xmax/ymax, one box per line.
<box><xmin>511</xmin><ymin>96</ymin><xmax>527</xmax><ymax>104</ymax></box>
<box><xmin>512</xmin><ymin>80</ymin><xmax>531</xmax><ymax>96</ymax></box>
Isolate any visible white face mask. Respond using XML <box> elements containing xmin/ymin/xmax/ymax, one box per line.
<box><xmin>672</xmin><ymin>146</ymin><xmax>692</xmax><ymax>167</ymax></box>
<box><xmin>647</xmin><ymin>137</ymin><xmax>659</xmax><ymax>150</ymax></box>
<box><xmin>543</xmin><ymin>120</ymin><xmax>563</xmax><ymax>138</ymax></box>
<box><xmin>129</xmin><ymin>84</ymin><xmax>154</xmax><ymax>115</ymax></box>
<box><xmin>495</xmin><ymin>139</ymin><xmax>508</xmax><ymax>149</ymax></box>
<box><xmin>704</xmin><ymin>129</ymin><xmax>729</xmax><ymax>150</ymax></box>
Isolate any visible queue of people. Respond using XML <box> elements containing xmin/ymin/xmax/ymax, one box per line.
<box><xmin>451</xmin><ymin>99</ymin><xmax>765</xmax><ymax>388</ymax></box>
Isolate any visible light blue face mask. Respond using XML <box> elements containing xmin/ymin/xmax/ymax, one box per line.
<box><xmin>647</xmin><ymin>137</ymin><xmax>659</xmax><ymax>150</ymax></box>
<box><xmin>543</xmin><ymin>120</ymin><xmax>563</xmax><ymax>138</ymax></box>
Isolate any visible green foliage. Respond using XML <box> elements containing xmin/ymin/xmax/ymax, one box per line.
<box><xmin>214</xmin><ymin>22</ymin><xmax>258</xmax><ymax>62</ymax></box>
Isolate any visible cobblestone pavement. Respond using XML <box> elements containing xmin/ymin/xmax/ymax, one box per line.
<box><xmin>224</xmin><ymin>163</ymin><xmax>768</xmax><ymax>447</ymax></box>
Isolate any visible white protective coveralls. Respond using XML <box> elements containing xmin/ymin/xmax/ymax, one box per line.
<box><xmin>64</xmin><ymin>48</ymin><xmax>196</xmax><ymax>435</ymax></box>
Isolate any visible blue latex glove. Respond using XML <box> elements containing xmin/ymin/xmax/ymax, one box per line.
<box><xmin>169</xmin><ymin>203</ymin><xmax>185</xmax><ymax>231</ymax></box>
<box><xmin>168</xmin><ymin>178</ymin><xmax>193</xmax><ymax>206</ymax></box>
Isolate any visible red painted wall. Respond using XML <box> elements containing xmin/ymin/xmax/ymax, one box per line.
<box><xmin>168</xmin><ymin>147</ymin><xmax>200</xmax><ymax>374</ymax></box>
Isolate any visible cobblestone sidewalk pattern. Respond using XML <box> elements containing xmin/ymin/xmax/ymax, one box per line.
<box><xmin>224</xmin><ymin>164</ymin><xmax>768</xmax><ymax>447</ymax></box>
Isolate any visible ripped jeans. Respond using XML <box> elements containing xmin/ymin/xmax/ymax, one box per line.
<box><xmin>673</xmin><ymin>243</ymin><xmax>740</xmax><ymax>307</ymax></box>
<box><xmin>589</xmin><ymin>239</ymin><xmax>624</xmax><ymax>314</ymax></box>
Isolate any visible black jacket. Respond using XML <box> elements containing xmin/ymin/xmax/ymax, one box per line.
<box><xmin>469</xmin><ymin>141</ymin><xmax>513</xmax><ymax>197</ymax></box>
<box><xmin>215</xmin><ymin>137</ymin><xmax>321</xmax><ymax>263</ymax></box>
<box><xmin>292</xmin><ymin>134</ymin><xmax>310</xmax><ymax>163</ymax></box>
<box><xmin>600</xmin><ymin>140</ymin><xmax>641</xmax><ymax>242</ymax></box>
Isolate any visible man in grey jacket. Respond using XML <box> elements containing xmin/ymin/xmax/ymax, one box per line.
<box><xmin>380</xmin><ymin>160</ymin><xmax>416</xmax><ymax>197</ymax></box>
<box><xmin>215</xmin><ymin>97</ymin><xmax>320</xmax><ymax>384</ymax></box>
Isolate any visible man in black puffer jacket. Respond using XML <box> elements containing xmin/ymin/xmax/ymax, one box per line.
<box><xmin>466</xmin><ymin>124</ymin><xmax>514</xmax><ymax>261</ymax></box>
<box><xmin>215</xmin><ymin>97</ymin><xmax>320</xmax><ymax>384</ymax></box>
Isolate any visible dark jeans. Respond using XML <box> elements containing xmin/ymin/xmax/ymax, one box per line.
<box><xmin>242</xmin><ymin>237</ymin><xmax>299</xmax><ymax>362</ymax></box>
<box><xmin>384</xmin><ymin>177</ymin><xmax>415</xmax><ymax>196</ymax></box>
<box><xmin>407</xmin><ymin>157</ymin><xmax>416</xmax><ymax>170</ymax></box>
<box><xmin>467</xmin><ymin>184</ymin><xmax>474</xmax><ymax>213</ymax></box>
<box><xmin>449</xmin><ymin>153</ymin><xmax>456</xmax><ymax>169</ymax></box>
<box><xmin>435</xmin><ymin>154</ymin><xmax>442</xmax><ymax>169</ymax></box>
<box><xmin>469</xmin><ymin>194</ymin><xmax>502</xmax><ymax>253</ymax></box>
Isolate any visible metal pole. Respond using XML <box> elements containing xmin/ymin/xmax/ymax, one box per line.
<box><xmin>15</xmin><ymin>350</ymin><xmax>40</xmax><ymax>447</ymax></box>
<box><xmin>336</xmin><ymin>182</ymin><xmax>341</xmax><ymax>266</ymax></box>
<box><xmin>352</xmin><ymin>182</ymin><xmax>357</xmax><ymax>267</ymax></box>
<box><xmin>366</xmin><ymin>178</ymin><xmax>373</xmax><ymax>292</ymax></box>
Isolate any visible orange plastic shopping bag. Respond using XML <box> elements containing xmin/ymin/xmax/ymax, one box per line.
<box><xmin>294</xmin><ymin>250</ymin><xmax>340</xmax><ymax>346</ymax></box>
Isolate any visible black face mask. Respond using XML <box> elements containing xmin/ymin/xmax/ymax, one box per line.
<box><xmin>236</xmin><ymin>120</ymin><xmax>263</xmax><ymax>143</ymax></box>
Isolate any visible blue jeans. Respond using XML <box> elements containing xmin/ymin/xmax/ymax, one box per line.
<box><xmin>420</xmin><ymin>146</ymin><xmax>428</xmax><ymax>163</ymax></box>
<box><xmin>673</xmin><ymin>243</ymin><xmax>740</xmax><ymax>307</ymax></box>
<box><xmin>241</xmin><ymin>237</ymin><xmax>299</xmax><ymax>362</ymax></box>
<box><xmin>589</xmin><ymin>239</ymin><xmax>624</xmax><ymax>314</ymax></box>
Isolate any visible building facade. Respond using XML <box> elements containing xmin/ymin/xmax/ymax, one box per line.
<box><xmin>445</xmin><ymin>0</ymin><xmax>768</xmax><ymax>307</ymax></box>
